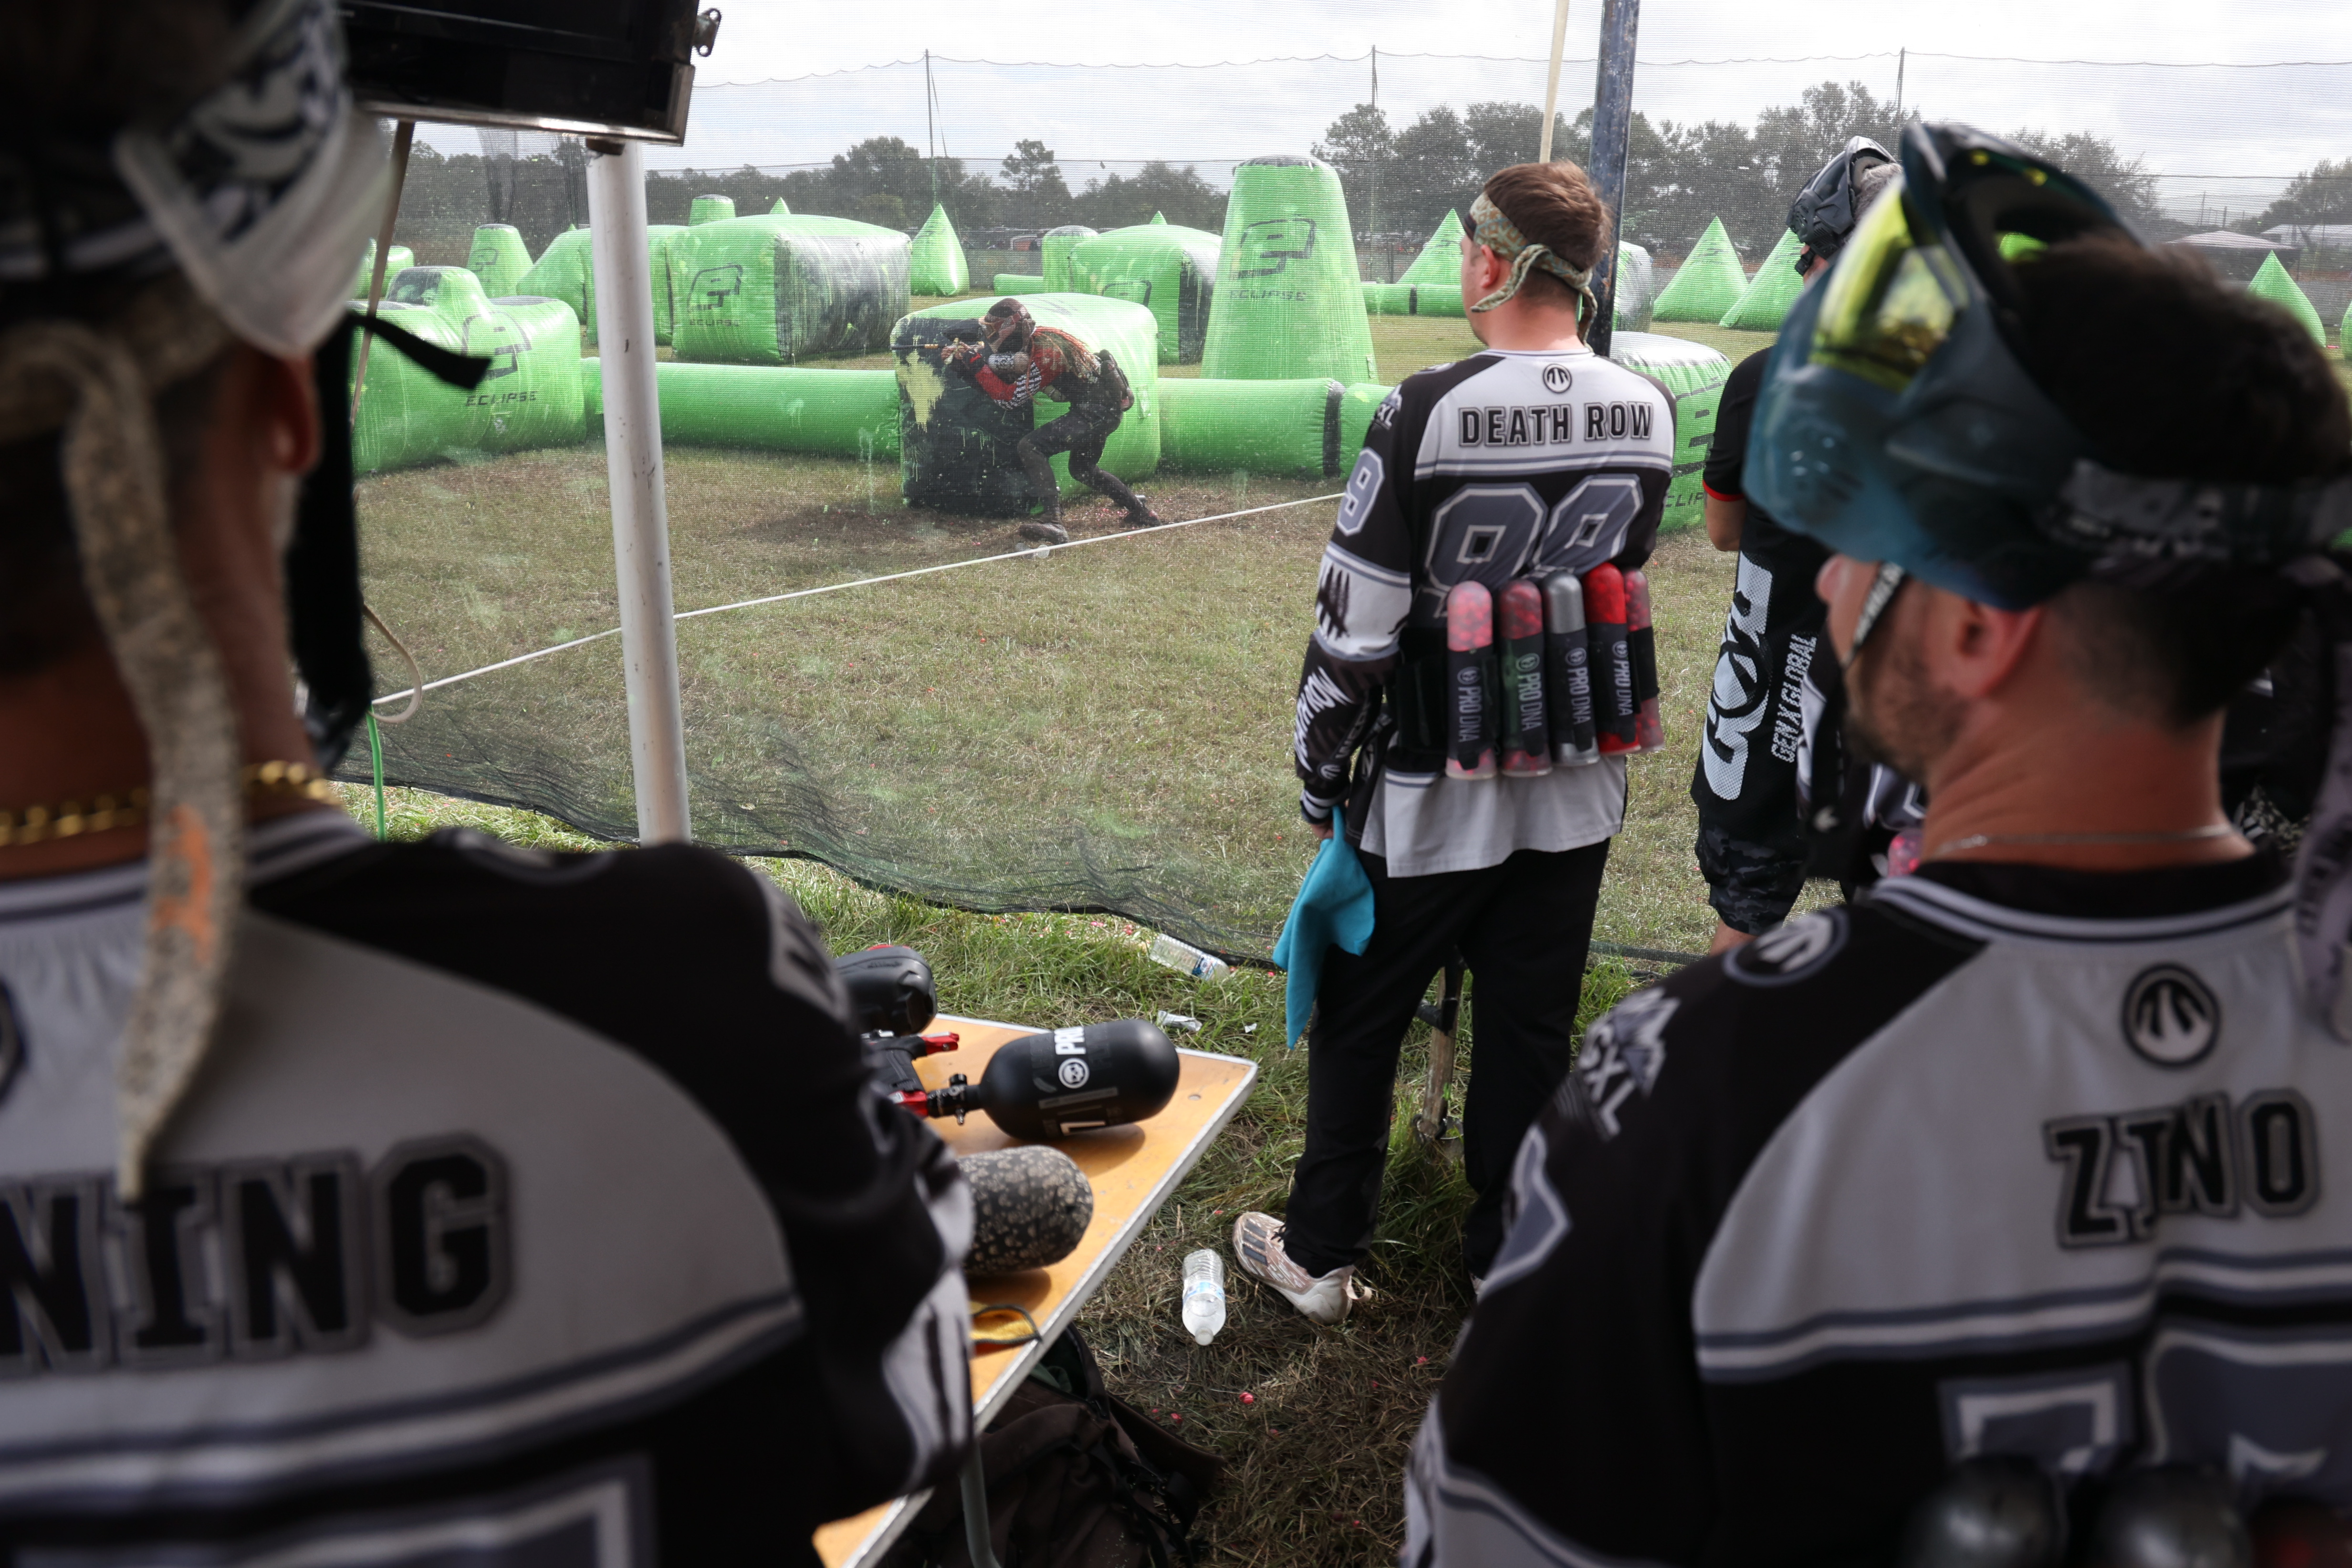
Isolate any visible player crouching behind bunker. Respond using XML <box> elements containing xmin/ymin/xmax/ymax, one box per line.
<box><xmin>894</xmin><ymin>295</ymin><xmax>1163</xmax><ymax>544</ymax></box>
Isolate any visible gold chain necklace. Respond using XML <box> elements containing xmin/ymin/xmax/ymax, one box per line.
<box><xmin>0</xmin><ymin>762</ymin><xmax>338</xmax><ymax>848</ymax></box>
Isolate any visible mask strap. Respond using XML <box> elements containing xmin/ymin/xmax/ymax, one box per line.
<box><xmin>1841</xmin><ymin>562</ymin><xmax>1909</xmax><ymax>672</ymax></box>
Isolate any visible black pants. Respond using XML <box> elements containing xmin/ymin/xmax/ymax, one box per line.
<box><xmin>1281</xmin><ymin>840</ymin><xmax>1611</xmax><ymax>1280</ymax></box>
<box><xmin>1019</xmin><ymin>397</ymin><xmax>1143</xmax><ymax>514</ymax></box>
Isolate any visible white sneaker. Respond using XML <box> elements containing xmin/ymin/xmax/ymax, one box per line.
<box><xmin>1232</xmin><ymin>1211</ymin><xmax>1370</xmax><ymax>1326</ymax></box>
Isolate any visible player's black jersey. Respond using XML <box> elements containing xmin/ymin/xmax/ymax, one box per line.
<box><xmin>1406</xmin><ymin>854</ymin><xmax>2352</xmax><ymax>1566</ymax></box>
<box><xmin>0</xmin><ymin>812</ymin><xmax>970</xmax><ymax>1568</ymax></box>
<box><xmin>1294</xmin><ymin>347</ymin><xmax>1673</xmax><ymax>877</ymax></box>
<box><xmin>1693</xmin><ymin>349</ymin><xmax>1834</xmax><ymax>933</ymax></box>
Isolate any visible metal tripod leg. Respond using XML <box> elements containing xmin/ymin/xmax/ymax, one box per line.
<box><xmin>1411</xmin><ymin>955</ymin><xmax>1466</xmax><ymax>1160</ymax></box>
<box><xmin>960</xmin><ymin>1440</ymin><xmax>1001</xmax><ymax>1568</ymax></box>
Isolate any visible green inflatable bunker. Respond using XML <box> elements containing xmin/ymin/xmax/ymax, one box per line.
<box><xmin>1608</xmin><ymin>330</ymin><xmax>1730</xmax><ymax>531</ymax></box>
<box><xmin>1040</xmin><ymin>225</ymin><xmax>1097</xmax><ymax>293</ymax></box>
<box><xmin>1720</xmin><ymin>230</ymin><xmax>1806</xmax><ymax>331</ymax></box>
<box><xmin>511</xmin><ymin>226</ymin><xmax>690</xmax><ymax>347</ymax></box>
<box><xmin>654</xmin><ymin>363</ymin><xmax>900</xmax><ymax>457</ymax></box>
<box><xmin>909</xmin><ymin>202</ymin><xmax>971</xmax><ymax>296</ymax></box>
<box><xmin>770</xmin><ymin>198</ymin><xmax>791</xmax><ymax>216</ymax></box>
<box><xmin>669</xmin><ymin>214</ymin><xmax>912</xmax><ymax>365</ymax></box>
<box><xmin>465</xmin><ymin>224</ymin><xmax>533</xmax><ymax>301</ymax></box>
<box><xmin>993</xmin><ymin>274</ymin><xmax>1048</xmax><ymax>294</ymax></box>
<box><xmin>1652</xmin><ymin>218</ymin><xmax>1745</xmax><ymax>324</ymax></box>
<box><xmin>1339</xmin><ymin>382</ymin><xmax>1392</xmax><ymax>471</ymax></box>
<box><xmin>2248</xmin><ymin>252</ymin><xmax>2328</xmax><ymax>345</ymax></box>
<box><xmin>1363</xmin><ymin>282</ymin><xmax>1462</xmax><ymax>317</ymax></box>
<box><xmin>350</xmin><ymin>267</ymin><xmax>583</xmax><ymax>473</ymax></box>
<box><xmin>690</xmin><ymin>194</ymin><xmax>737</xmax><ymax>226</ymax></box>
<box><xmin>351</xmin><ymin>240</ymin><xmax>415</xmax><ymax>298</ymax></box>
<box><xmin>1398</xmin><ymin>211</ymin><xmax>1465</xmax><ymax>287</ymax></box>
<box><xmin>1160</xmin><ymin>378</ymin><xmax>1344</xmax><ymax>477</ymax></box>
<box><xmin>1202</xmin><ymin>154</ymin><xmax>1378</xmax><ymax>384</ymax></box>
<box><xmin>1069</xmin><ymin>222</ymin><xmax>1221</xmax><ymax>363</ymax></box>
<box><xmin>1613</xmin><ymin>243</ymin><xmax>1657</xmax><ymax>334</ymax></box>
<box><xmin>894</xmin><ymin>293</ymin><xmax>1159</xmax><ymax>514</ymax></box>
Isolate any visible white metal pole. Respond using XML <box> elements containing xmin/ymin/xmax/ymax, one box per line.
<box><xmin>1539</xmin><ymin>0</ymin><xmax>1573</xmax><ymax>163</ymax></box>
<box><xmin>585</xmin><ymin>137</ymin><xmax>692</xmax><ymax>845</ymax></box>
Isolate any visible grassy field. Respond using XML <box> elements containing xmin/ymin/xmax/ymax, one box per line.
<box><xmin>355</xmin><ymin>314</ymin><xmax>1769</xmax><ymax>959</ymax></box>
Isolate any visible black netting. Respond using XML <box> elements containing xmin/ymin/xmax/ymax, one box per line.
<box><xmin>340</xmin><ymin>48</ymin><xmax>2350</xmax><ymax>961</ymax></box>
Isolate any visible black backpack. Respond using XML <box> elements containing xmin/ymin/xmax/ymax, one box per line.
<box><xmin>883</xmin><ymin>1326</ymin><xmax>1222</xmax><ymax>1568</ymax></box>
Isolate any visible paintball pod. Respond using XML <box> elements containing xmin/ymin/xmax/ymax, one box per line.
<box><xmin>835</xmin><ymin>944</ymin><xmax>961</xmax><ymax>1098</ymax></box>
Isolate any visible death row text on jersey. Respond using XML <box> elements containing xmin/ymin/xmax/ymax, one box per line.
<box><xmin>1456</xmin><ymin>401</ymin><xmax>1654</xmax><ymax>449</ymax></box>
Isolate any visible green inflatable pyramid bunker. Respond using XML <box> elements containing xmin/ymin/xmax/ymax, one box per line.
<box><xmin>669</xmin><ymin>215</ymin><xmax>912</xmax><ymax>365</ymax></box>
<box><xmin>1608</xmin><ymin>331</ymin><xmax>1732</xmax><ymax>531</ymax></box>
<box><xmin>1652</xmin><ymin>218</ymin><xmax>1745</xmax><ymax>324</ymax></box>
<box><xmin>1720</xmin><ymin>230</ymin><xmax>1807</xmax><ymax>331</ymax></box>
<box><xmin>2248</xmin><ymin>252</ymin><xmax>2327</xmax><ymax>345</ymax></box>
<box><xmin>1202</xmin><ymin>154</ymin><xmax>1378</xmax><ymax>384</ymax></box>
<box><xmin>465</xmin><ymin>224</ymin><xmax>533</xmax><ymax>301</ymax></box>
<box><xmin>894</xmin><ymin>293</ymin><xmax>1160</xmax><ymax>514</ymax></box>
<box><xmin>1070</xmin><ymin>222</ymin><xmax>1221</xmax><ymax>363</ymax></box>
<box><xmin>689</xmin><ymin>194</ymin><xmax>736</xmax><ymax>226</ymax></box>
<box><xmin>350</xmin><ymin>267</ymin><xmax>584</xmax><ymax>473</ymax></box>
<box><xmin>771</xmin><ymin>198</ymin><xmax>791</xmax><ymax>216</ymax></box>
<box><xmin>1151</xmin><ymin>211</ymin><xmax>1168</xmax><ymax>225</ymax></box>
<box><xmin>1399</xmin><ymin>211</ymin><xmax>1464</xmax><ymax>287</ymax></box>
<box><xmin>1041</xmin><ymin>226</ymin><xmax>1097</xmax><ymax>292</ymax></box>
<box><xmin>909</xmin><ymin>202</ymin><xmax>971</xmax><ymax>296</ymax></box>
<box><xmin>351</xmin><ymin>239</ymin><xmax>415</xmax><ymax>298</ymax></box>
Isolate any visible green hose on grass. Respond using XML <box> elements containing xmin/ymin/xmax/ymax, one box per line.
<box><xmin>366</xmin><ymin>711</ymin><xmax>387</xmax><ymax>840</ymax></box>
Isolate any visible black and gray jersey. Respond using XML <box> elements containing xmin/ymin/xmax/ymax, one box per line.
<box><xmin>1294</xmin><ymin>347</ymin><xmax>1673</xmax><ymax>877</ymax></box>
<box><xmin>1405</xmin><ymin>856</ymin><xmax>2352</xmax><ymax>1566</ymax></box>
<box><xmin>0</xmin><ymin>812</ymin><xmax>970</xmax><ymax>1568</ymax></box>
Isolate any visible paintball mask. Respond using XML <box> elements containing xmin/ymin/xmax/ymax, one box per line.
<box><xmin>983</xmin><ymin>299</ymin><xmax>1034</xmax><ymax>353</ymax></box>
<box><xmin>1749</xmin><ymin>120</ymin><xmax>2352</xmax><ymax>1035</ymax></box>
<box><xmin>1787</xmin><ymin>136</ymin><xmax>1897</xmax><ymax>276</ymax></box>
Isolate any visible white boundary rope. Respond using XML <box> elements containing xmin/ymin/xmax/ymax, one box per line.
<box><xmin>372</xmin><ymin>490</ymin><xmax>1343</xmax><ymax>708</ymax></box>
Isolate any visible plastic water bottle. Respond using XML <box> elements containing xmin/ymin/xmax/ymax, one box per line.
<box><xmin>1149</xmin><ymin>932</ymin><xmax>1231</xmax><ymax>981</ymax></box>
<box><xmin>1181</xmin><ymin>1249</ymin><xmax>1227</xmax><ymax>1345</ymax></box>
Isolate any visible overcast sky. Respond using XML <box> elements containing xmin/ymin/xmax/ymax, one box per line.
<box><xmin>546</xmin><ymin>0</ymin><xmax>2352</xmax><ymax>221</ymax></box>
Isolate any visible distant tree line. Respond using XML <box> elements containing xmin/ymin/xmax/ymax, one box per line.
<box><xmin>393</xmin><ymin>81</ymin><xmax>2260</xmax><ymax>272</ymax></box>
<box><xmin>645</xmin><ymin>139</ymin><xmax>1229</xmax><ymax>237</ymax></box>
<box><xmin>1315</xmin><ymin>79</ymin><xmax>2172</xmax><ymax>258</ymax></box>
<box><xmin>2254</xmin><ymin>158</ymin><xmax>2352</xmax><ymax>234</ymax></box>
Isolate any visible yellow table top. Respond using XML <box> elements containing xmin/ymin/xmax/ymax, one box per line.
<box><xmin>813</xmin><ymin>1015</ymin><xmax>1257</xmax><ymax>1567</ymax></box>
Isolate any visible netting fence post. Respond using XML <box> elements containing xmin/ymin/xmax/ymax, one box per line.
<box><xmin>586</xmin><ymin>136</ymin><xmax>693</xmax><ymax>845</ymax></box>
<box><xmin>1585</xmin><ymin>0</ymin><xmax>1641</xmax><ymax>358</ymax></box>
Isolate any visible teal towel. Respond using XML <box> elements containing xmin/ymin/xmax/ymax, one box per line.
<box><xmin>1270</xmin><ymin>808</ymin><xmax>1376</xmax><ymax>1048</ymax></box>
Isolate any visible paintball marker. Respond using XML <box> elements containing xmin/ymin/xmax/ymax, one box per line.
<box><xmin>835</xmin><ymin>944</ymin><xmax>961</xmax><ymax>1098</ymax></box>
<box><xmin>834</xmin><ymin>946</ymin><xmax>1184</xmax><ymax>1139</ymax></box>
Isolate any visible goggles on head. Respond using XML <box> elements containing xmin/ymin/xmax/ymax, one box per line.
<box><xmin>1749</xmin><ymin>121</ymin><xmax>2352</xmax><ymax>609</ymax></box>
<box><xmin>1788</xmin><ymin>135</ymin><xmax>1895</xmax><ymax>271</ymax></box>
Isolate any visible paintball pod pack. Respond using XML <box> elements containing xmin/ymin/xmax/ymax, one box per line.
<box><xmin>1409</xmin><ymin>564</ymin><xmax>1664</xmax><ymax>777</ymax></box>
<box><xmin>1894</xmin><ymin>1457</ymin><xmax>2349</xmax><ymax>1568</ymax></box>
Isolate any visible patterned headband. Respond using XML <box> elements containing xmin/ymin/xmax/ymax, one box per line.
<box><xmin>1467</xmin><ymin>192</ymin><xmax>1599</xmax><ymax>325</ymax></box>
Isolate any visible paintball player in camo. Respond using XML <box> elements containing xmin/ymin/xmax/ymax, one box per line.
<box><xmin>946</xmin><ymin>297</ymin><xmax>1162</xmax><ymax>543</ymax></box>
